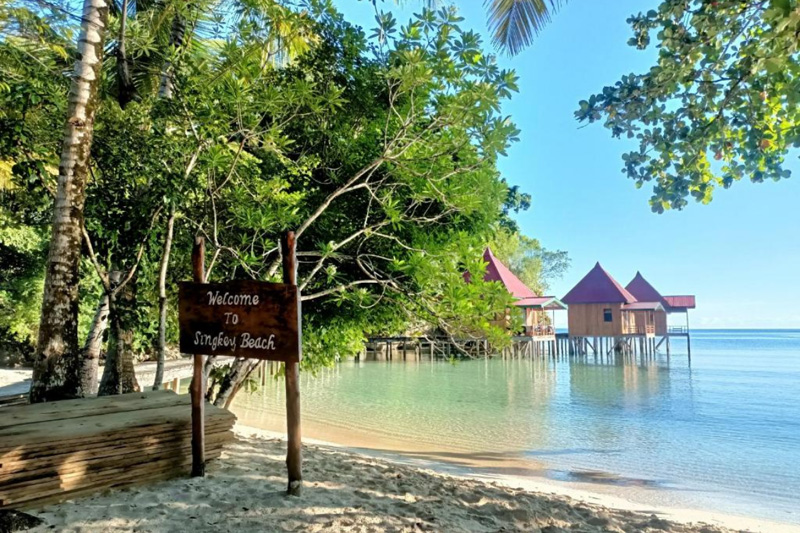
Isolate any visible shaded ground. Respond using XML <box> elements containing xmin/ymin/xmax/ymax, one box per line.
<box><xmin>24</xmin><ymin>434</ymin><xmax>737</xmax><ymax>533</ymax></box>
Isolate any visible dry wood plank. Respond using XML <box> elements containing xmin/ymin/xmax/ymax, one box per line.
<box><xmin>0</xmin><ymin>419</ymin><xmax>232</xmax><ymax>469</ymax></box>
<box><xmin>0</xmin><ymin>428</ymin><xmax>232</xmax><ymax>476</ymax></box>
<box><xmin>0</xmin><ymin>445</ymin><xmax>225</xmax><ymax>506</ymax></box>
<box><xmin>0</xmin><ymin>444</ymin><xmax>226</xmax><ymax>501</ymax></box>
<box><xmin>0</xmin><ymin>424</ymin><xmax>233</xmax><ymax>478</ymax></box>
<box><xmin>0</xmin><ymin>390</ymin><xmax>236</xmax><ymax>510</ymax></box>
<box><xmin>0</xmin><ymin>404</ymin><xmax>235</xmax><ymax>450</ymax></box>
<box><xmin>0</xmin><ymin>419</ymin><xmax>234</xmax><ymax>467</ymax></box>
<box><xmin>0</xmin><ymin>390</ymin><xmax>184</xmax><ymax>430</ymax></box>
<box><xmin>0</xmin><ymin>419</ymin><xmax>233</xmax><ymax>460</ymax></box>
<box><xmin>13</xmin><ymin>446</ymin><xmax>225</xmax><ymax>510</ymax></box>
<box><xmin>0</xmin><ymin>445</ymin><xmax>226</xmax><ymax>508</ymax></box>
<box><xmin>0</xmin><ymin>396</ymin><xmax>232</xmax><ymax>443</ymax></box>
<box><xmin>0</xmin><ymin>437</ymin><xmax>231</xmax><ymax>494</ymax></box>
<box><xmin>0</xmin><ymin>413</ymin><xmax>234</xmax><ymax>462</ymax></box>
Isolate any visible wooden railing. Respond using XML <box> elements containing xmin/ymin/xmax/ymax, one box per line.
<box><xmin>668</xmin><ymin>326</ymin><xmax>689</xmax><ymax>334</ymax></box>
<box><xmin>525</xmin><ymin>325</ymin><xmax>555</xmax><ymax>337</ymax></box>
<box><xmin>623</xmin><ymin>324</ymin><xmax>656</xmax><ymax>335</ymax></box>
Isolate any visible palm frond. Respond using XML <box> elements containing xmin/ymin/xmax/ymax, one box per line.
<box><xmin>484</xmin><ymin>0</ymin><xmax>564</xmax><ymax>56</ymax></box>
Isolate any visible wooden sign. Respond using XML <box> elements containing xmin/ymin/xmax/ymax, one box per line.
<box><xmin>178</xmin><ymin>279</ymin><xmax>301</xmax><ymax>362</ymax></box>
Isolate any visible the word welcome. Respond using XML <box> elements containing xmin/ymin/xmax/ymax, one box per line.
<box><xmin>206</xmin><ymin>291</ymin><xmax>260</xmax><ymax>307</ymax></box>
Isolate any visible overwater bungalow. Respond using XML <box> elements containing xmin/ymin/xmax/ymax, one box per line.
<box><xmin>561</xmin><ymin>263</ymin><xmax>664</xmax><ymax>355</ymax></box>
<box><xmin>625</xmin><ymin>271</ymin><xmax>696</xmax><ymax>353</ymax></box>
<box><xmin>480</xmin><ymin>248</ymin><xmax>567</xmax><ymax>340</ymax></box>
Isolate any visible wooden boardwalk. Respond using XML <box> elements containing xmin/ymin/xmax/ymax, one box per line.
<box><xmin>0</xmin><ymin>390</ymin><xmax>236</xmax><ymax>509</ymax></box>
<box><xmin>0</xmin><ymin>357</ymin><xmax>235</xmax><ymax>403</ymax></box>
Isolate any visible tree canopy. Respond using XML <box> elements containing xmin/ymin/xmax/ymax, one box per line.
<box><xmin>0</xmin><ymin>0</ymin><xmax>567</xmax><ymax>401</ymax></box>
<box><xmin>489</xmin><ymin>229</ymin><xmax>569</xmax><ymax>295</ymax></box>
<box><xmin>576</xmin><ymin>0</ymin><xmax>799</xmax><ymax>212</ymax></box>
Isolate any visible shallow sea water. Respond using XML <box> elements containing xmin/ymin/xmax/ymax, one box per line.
<box><xmin>233</xmin><ymin>330</ymin><xmax>800</xmax><ymax>524</ymax></box>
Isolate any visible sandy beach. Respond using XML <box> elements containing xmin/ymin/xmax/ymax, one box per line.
<box><xmin>0</xmin><ymin>368</ymin><xmax>31</xmax><ymax>391</ymax></box>
<box><xmin>18</xmin><ymin>425</ymin><xmax>793</xmax><ymax>533</ymax></box>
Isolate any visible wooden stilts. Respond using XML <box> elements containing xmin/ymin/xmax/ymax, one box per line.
<box><xmin>686</xmin><ymin>311</ymin><xmax>692</xmax><ymax>362</ymax></box>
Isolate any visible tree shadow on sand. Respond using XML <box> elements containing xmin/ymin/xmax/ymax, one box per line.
<box><xmin>27</xmin><ymin>437</ymin><xmax>733</xmax><ymax>533</ymax></box>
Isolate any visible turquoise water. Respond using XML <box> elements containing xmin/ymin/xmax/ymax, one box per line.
<box><xmin>233</xmin><ymin>330</ymin><xmax>800</xmax><ymax>524</ymax></box>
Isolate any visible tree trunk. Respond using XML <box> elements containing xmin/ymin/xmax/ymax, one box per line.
<box><xmin>30</xmin><ymin>0</ymin><xmax>110</xmax><ymax>403</ymax></box>
<box><xmin>80</xmin><ymin>291</ymin><xmax>110</xmax><ymax>395</ymax></box>
<box><xmin>212</xmin><ymin>358</ymin><xmax>255</xmax><ymax>408</ymax></box>
<box><xmin>203</xmin><ymin>355</ymin><xmax>218</xmax><ymax>381</ymax></box>
<box><xmin>152</xmin><ymin>209</ymin><xmax>176</xmax><ymax>390</ymax></box>
<box><xmin>223</xmin><ymin>360</ymin><xmax>259</xmax><ymax>410</ymax></box>
<box><xmin>98</xmin><ymin>271</ymin><xmax>139</xmax><ymax>396</ymax></box>
<box><xmin>116</xmin><ymin>0</ymin><xmax>135</xmax><ymax>108</ymax></box>
<box><xmin>158</xmin><ymin>14</ymin><xmax>187</xmax><ymax>99</ymax></box>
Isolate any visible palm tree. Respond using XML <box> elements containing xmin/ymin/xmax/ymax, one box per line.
<box><xmin>30</xmin><ymin>0</ymin><xmax>111</xmax><ymax>403</ymax></box>
<box><xmin>485</xmin><ymin>0</ymin><xmax>566</xmax><ymax>55</ymax></box>
<box><xmin>30</xmin><ymin>0</ymin><xmax>188</xmax><ymax>401</ymax></box>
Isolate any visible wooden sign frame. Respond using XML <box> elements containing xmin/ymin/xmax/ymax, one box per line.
<box><xmin>178</xmin><ymin>280</ymin><xmax>300</xmax><ymax>362</ymax></box>
<box><xmin>184</xmin><ymin>232</ymin><xmax>302</xmax><ymax>495</ymax></box>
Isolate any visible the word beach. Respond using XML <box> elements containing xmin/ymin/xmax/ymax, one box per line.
<box><xmin>178</xmin><ymin>279</ymin><xmax>301</xmax><ymax>362</ymax></box>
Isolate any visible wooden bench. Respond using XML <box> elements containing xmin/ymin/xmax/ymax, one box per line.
<box><xmin>0</xmin><ymin>390</ymin><xmax>236</xmax><ymax>509</ymax></box>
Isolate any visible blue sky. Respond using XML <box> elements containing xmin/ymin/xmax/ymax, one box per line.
<box><xmin>338</xmin><ymin>1</ymin><xmax>800</xmax><ymax>329</ymax></box>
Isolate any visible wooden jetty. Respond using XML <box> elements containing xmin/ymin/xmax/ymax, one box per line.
<box><xmin>0</xmin><ymin>390</ymin><xmax>236</xmax><ymax>509</ymax></box>
<box><xmin>362</xmin><ymin>336</ymin><xmax>490</xmax><ymax>360</ymax></box>
<box><xmin>0</xmin><ymin>357</ymin><xmax>235</xmax><ymax>404</ymax></box>
<box><xmin>362</xmin><ymin>333</ymin><xmax>572</xmax><ymax>360</ymax></box>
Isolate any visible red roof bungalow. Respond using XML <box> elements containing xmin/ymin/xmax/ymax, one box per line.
<box><xmin>562</xmin><ymin>263</ymin><xmax>664</xmax><ymax>338</ymax></box>
<box><xmin>625</xmin><ymin>272</ymin><xmax>696</xmax><ymax>336</ymax></box>
<box><xmin>480</xmin><ymin>248</ymin><xmax>567</xmax><ymax>338</ymax></box>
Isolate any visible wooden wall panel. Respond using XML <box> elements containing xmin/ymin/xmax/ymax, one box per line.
<box><xmin>567</xmin><ymin>303</ymin><xmax>623</xmax><ymax>337</ymax></box>
<box><xmin>655</xmin><ymin>310</ymin><xmax>668</xmax><ymax>336</ymax></box>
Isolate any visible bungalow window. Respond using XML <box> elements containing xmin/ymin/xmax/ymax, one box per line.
<box><xmin>603</xmin><ymin>308</ymin><xmax>613</xmax><ymax>322</ymax></box>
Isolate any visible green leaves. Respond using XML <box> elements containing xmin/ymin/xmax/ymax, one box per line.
<box><xmin>1</xmin><ymin>0</ymin><xmax>535</xmax><ymax>371</ymax></box>
<box><xmin>485</xmin><ymin>0</ymin><xmax>566</xmax><ymax>56</ymax></box>
<box><xmin>578</xmin><ymin>0</ymin><xmax>799</xmax><ymax>211</ymax></box>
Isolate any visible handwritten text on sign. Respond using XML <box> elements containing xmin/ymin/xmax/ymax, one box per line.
<box><xmin>178</xmin><ymin>280</ymin><xmax>301</xmax><ymax>362</ymax></box>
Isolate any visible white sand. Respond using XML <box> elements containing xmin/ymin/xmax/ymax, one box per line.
<box><xmin>0</xmin><ymin>368</ymin><xmax>31</xmax><ymax>396</ymax></box>
<box><xmin>25</xmin><ymin>425</ymin><xmax>798</xmax><ymax>533</ymax></box>
<box><xmin>0</xmin><ymin>368</ymin><xmax>31</xmax><ymax>388</ymax></box>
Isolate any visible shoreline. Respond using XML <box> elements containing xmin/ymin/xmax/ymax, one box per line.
<box><xmin>22</xmin><ymin>425</ymin><xmax>772</xmax><ymax>533</ymax></box>
<box><xmin>235</xmin><ymin>424</ymin><xmax>800</xmax><ymax>533</ymax></box>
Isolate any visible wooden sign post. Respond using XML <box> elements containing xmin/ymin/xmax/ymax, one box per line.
<box><xmin>282</xmin><ymin>232</ymin><xmax>302</xmax><ymax>496</ymax></box>
<box><xmin>179</xmin><ymin>232</ymin><xmax>302</xmax><ymax>495</ymax></box>
<box><xmin>190</xmin><ymin>236</ymin><xmax>206</xmax><ymax>478</ymax></box>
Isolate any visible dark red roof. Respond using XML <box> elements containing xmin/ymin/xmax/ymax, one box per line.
<box><xmin>482</xmin><ymin>248</ymin><xmax>536</xmax><ymax>299</ymax></box>
<box><xmin>627</xmin><ymin>272</ymin><xmax>696</xmax><ymax>311</ymax></box>
<box><xmin>664</xmin><ymin>295</ymin><xmax>696</xmax><ymax>309</ymax></box>
<box><xmin>625</xmin><ymin>272</ymin><xmax>667</xmax><ymax>305</ymax></box>
<box><xmin>562</xmin><ymin>262</ymin><xmax>637</xmax><ymax>304</ymax></box>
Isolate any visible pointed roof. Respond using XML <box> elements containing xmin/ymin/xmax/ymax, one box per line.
<box><xmin>625</xmin><ymin>272</ymin><xmax>666</xmax><ymax>305</ymax></box>
<box><xmin>466</xmin><ymin>248</ymin><xmax>567</xmax><ymax>310</ymax></box>
<box><xmin>562</xmin><ymin>262</ymin><xmax>637</xmax><ymax>304</ymax></box>
<box><xmin>482</xmin><ymin>247</ymin><xmax>536</xmax><ymax>299</ymax></box>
